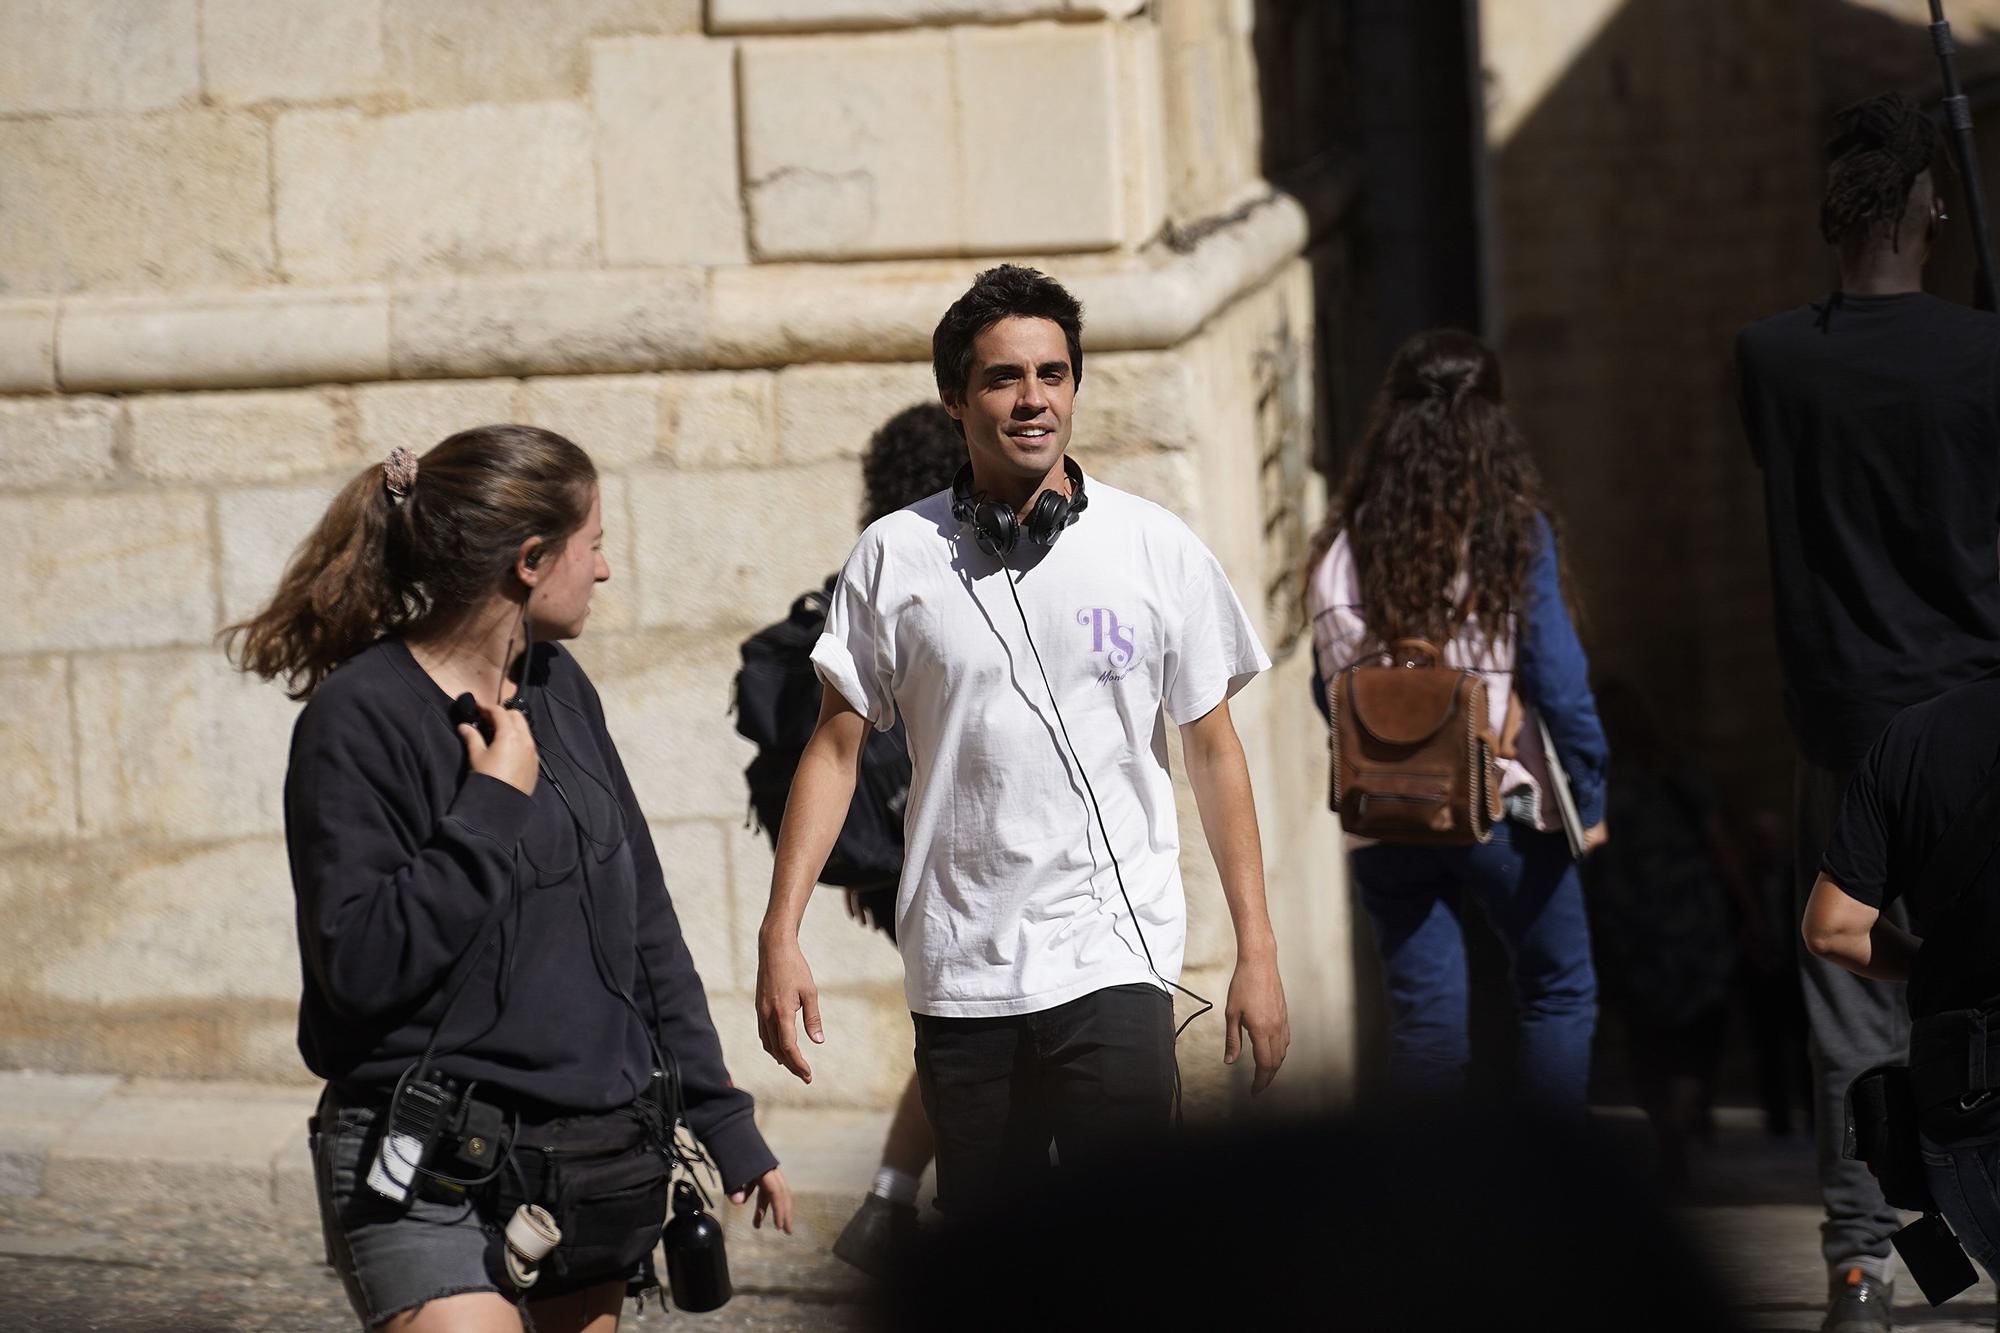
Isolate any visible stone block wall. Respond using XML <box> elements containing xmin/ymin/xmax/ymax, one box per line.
<box><xmin>1479</xmin><ymin>0</ymin><xmax>1821</xmax><ymax>814</ymax></box>
<box><xmin>0</xmin><ymin>0</ymin><xmax>1349</xmax><ymax>1118</ymax></box>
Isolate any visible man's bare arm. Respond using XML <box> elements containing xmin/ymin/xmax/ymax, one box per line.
<box><xmin>1802</xmin><ymin>872</ymin><xmax>1921</xmax><ymax>983</ymax></box>
<box><xmin>1180</xmin><ymin>698</ymin><xmax>1289</xmax><ymax>1092</ymax></box>
<box><xmin>755</xmin><ymin>687</ymin><xmax>868</xmax><ymax>1083</ymax></box>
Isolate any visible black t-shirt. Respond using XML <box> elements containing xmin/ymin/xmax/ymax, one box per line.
<box><xmin>1821</xmin><ymin>673</ymin><xmax>2000</xmax><ymax>1021</ymax></box>
<box><xmin>1736</xmin><ymin>292</ymin><xmax>2000</xmax><ymax>769</ymax></box>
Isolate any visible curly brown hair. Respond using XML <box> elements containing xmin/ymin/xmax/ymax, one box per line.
<box><xmin>1305</xmin><ymin>329</ymin><xmax>1559</xmax><ymax>654</ymax></box>
<box><xmin>861</xmin><ymin>402</ymin><xmax>966</xmax><ymax>527</ymax></box>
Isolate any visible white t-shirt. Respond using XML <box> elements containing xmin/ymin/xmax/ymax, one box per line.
<box><xmin>812</xmin><ymin>476</ymin><xmax>1270</xmax><ymax>1018</ymax></box>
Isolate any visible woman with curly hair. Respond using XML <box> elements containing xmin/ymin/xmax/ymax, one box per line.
<box><xmin>1304</xmin><ymin>329</ymin><xmax>1609</xmax><ymax>1108</ymax></box>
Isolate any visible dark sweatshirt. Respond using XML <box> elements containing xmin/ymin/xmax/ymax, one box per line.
<box><xmin>283</xmin><ymin>637</ymin><xmax>776</xmax><ymax>1189</ymax></box>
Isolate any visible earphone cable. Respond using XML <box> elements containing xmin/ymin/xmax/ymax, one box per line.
<box><xmin>999</xmin><ymin>558</ymin><xmax>1211</xmax><ymax>1124</ymax></box>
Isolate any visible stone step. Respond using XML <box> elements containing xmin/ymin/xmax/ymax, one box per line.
<box><xmin>0</xmin><ymin>1071</ymin><xmax>918</xmax><ymax>1299</ymax></box>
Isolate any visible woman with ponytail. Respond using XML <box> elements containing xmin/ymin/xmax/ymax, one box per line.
<box><xmin>1304</xmin><ymin>330</ymin><xmax>1609</xmax><ymax>1109</ymax></box>
<box><xmin>228</xmin><ymin>424</ymin><xmax>790</xmax><ymax>1332</ymax></box>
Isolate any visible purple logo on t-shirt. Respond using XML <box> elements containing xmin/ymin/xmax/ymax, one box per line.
<box><xmin>1077</xmin><ymin>607</ymin><xmax>1140</xmax><ymax>683</ymax></box>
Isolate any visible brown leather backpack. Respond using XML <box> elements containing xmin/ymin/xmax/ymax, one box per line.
<box><xmin>1328</xmin><ymin>638</ymin><xmax>1501</xmax><ymax>845</ymax></box>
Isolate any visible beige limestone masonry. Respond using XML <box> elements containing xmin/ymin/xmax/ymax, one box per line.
<box><xmin>650</xmin><ymin>821</ymin><xmax>740</xmax><ymax>993</ymax></box>
<box><xmin>59</xmin><ymin>288</ymin><xmax>393</xmax><ymax>395</ymax></box>
<box><xmin>774</xmin><ymin>363</ymin><xmax>941</xmax><ymax>465</ymax></box>
<box><xmin>72</xmin><ymin>651</ymin><xmax>300</xmax><ymax>841</ymax></box>
<box><xmin>31</xmin><ymin>842</ymin><xmax>298</xmax><ymax>1007</ymax></box>
<box><xmin>663</xmin><ymin>372</ymin><xmax>778</xmax><ymax>469</ymax></box>
<box><xmin>275</xmin><ymin>103</ymin><xmax>599</xmax><ymax>284</ymax></box>
<box><xmin>0</xmin><ymin>1</ymin><xmax>1344</xmax><ymax>1123</ymax></box>
<box><xmin>711</xmin><ymin>0</ymin><xmax>1145</xmax><ymax>31</ymax></box>
<box><xmin>380</xmin><ymin>0</ymin><xmax>702</xmax><ymax>106</ymax></box>
<box><xmin>584</xmin><ymin>472</ymin><xmax>641</xmax><ymax>635</ymax></box>
<box><xmin>953</xmin><ymin>24</ymin><xmax>1129</xmax><ymax>254</ymax></box>
<box><xmin>7</xmin><ymin>196</ymin><xmax>1304</xmax><ymax>394</ymax></box>
<box><xmin>0</xmin><ymin>303</ymin><xmax>56</xmax><ymax>394</ymax></box>
<box><xmin>0</xmin><ymin>0</ymin><xmax>198</xmax><ymax>116</ymax></box>
<box><xmin>353</xmin><ymin>380</ymin><xmax>519</xmax><ymax>459</ymax></box>
<box><xmin>740</xmin><ymin>30</ymin><xmax>960</xmax><ymax>261</ymax></box>
<box><xmin>391</xmin><ymin>269</ymin><xmax>710</xmax><ymax>379</ymax></box>
<box><xmin>1157</xmin><ymin>0</ymin><xmax>1263</xmax><ymax>222</ymax></box>
<box><xmin>0</xmin><ymin>112</ymin><xmax>274</xmax><ymax>296</ymax></box>
<box><xmin>200</xmin><ymin>0</ymin><xmax>387</xmax><ymax>106</ymax></box>
<box><xmin>0</xmin><ymin>397</ymin><xmax>117</xmax><ymax>490</ymax></box>
<box><xmin>9</xmin><ymin>492</ymin><xmax>214</xmax><ymax>654</ymax></box>
<box><xmin>628</xmin><ymin>460</ymin><xmax>865</xmax><ymax>630</ymax></box>
<box><xmin>519</xmin><ymin>375</ymin><xmax>669</xmax><ymax>472</ymax></box>
<box><xmin>0</xmin><ymin>658</ymin><xmax>77</xmax><ymax>846</ymax></box>
<box><xmin>740</xmin><ymin>24</ymin><xmax>1132</xmax><ymax>260</ymax></box>
<box><xmin>217</xmin><ymin>482</ymin><xmax>347</xmax><ymax>625</ymax></box>
<box><xmin>127</xmin><ymin>390</ymin><xmax>351</xmax><ymax>485</ymax></box>
<box><xmin>591</xmin><ymin>36</ymin><xmax>749</xmax><ymax>269</ymax></box>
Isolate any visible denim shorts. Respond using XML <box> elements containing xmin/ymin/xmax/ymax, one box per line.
<box><xmin>311</xmin><ymin>1091</ymin><xmax>519</xmax><ymax>1329</ymax></box>
<box><xmin>312</xmin><ymin>1086</ymin><xmax>662</xmax><ymax>1328</ymax></box>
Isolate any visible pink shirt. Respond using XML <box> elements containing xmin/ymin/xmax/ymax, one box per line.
<box><xmin>1306</xmin><ymin>531</ymin><xmax>1560</xmax><ymax>835</ymax></box>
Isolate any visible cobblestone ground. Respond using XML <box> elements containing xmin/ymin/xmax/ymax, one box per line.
<box><xmin>1672</xmin><ymin>1111</ymin><xmax>1997</xmax><ymax>1333</ymax></box>
<box><xmin>4</xmin><ymin>1114</ymin><xmax>2000</xmax><ymax>1331</ymax></box>
<box><xmin>0</xmin><ymin>1191</ymin><xmax>876</xmax><ymax>1333</ymax></box>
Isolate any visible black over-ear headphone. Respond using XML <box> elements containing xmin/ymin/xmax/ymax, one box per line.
<box><xmin>950</xmin><ymin>457</ymin><xmax>1089</xmax><ymax>558</ymax></box>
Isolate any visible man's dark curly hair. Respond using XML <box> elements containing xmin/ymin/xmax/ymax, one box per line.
<box><xmin>931</xmin><ymin>264</ymin><xmax>1085</xmax><ymax>406</ymax></box>
<box><xmin>1821</xmin><ymin>92</ymin><xmax>1946</xmax><ymax>249</ymax></box>
<box><xmin>862</xmin><ymin>402</ymin><xmax>966</xmax><ymax>527</ymax></box>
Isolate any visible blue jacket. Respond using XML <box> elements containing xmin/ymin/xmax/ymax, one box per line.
<box><xmin>1311</xmin><ymin>515</ymin><xmax>1608</xmax><ymax>827</ymax></box>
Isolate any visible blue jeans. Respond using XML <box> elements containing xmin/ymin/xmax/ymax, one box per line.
<box><xmin>1350</xmin><ymin>821</ymin><xmax>1598</xmax><ymax>1107</ymax></box>
<box><xmin>1922</xmin><ymin>1133</ymin><xmax>2000</xmax><ymax>1281</ymax></box>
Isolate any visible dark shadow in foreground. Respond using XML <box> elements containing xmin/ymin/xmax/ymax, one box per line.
<box><xmin>887</xmin><ymin>1102</ymin><xmax>1746</xmax><ymax>1331</ymax></box>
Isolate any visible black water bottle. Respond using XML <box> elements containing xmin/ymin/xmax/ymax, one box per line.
<box><xmin>662</xmin><ymin>1179</ymin><xmax>732</xmax><ymax>1312</ymax></box>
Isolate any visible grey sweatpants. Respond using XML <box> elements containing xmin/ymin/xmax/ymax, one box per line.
<box><xmin>1795</xmin><ymin>757</ymin><xmax>1909</xmax><ymax>1268</ymax></box>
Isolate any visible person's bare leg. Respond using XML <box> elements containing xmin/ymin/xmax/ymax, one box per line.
<box><xmin>526</xmin><ymin>1279</ymin><xmax>626</xmax><ymax>1333</ymax></box>
<box><xmin>379</xmin><ymin>1291</ymin><xmax>522</xmax><ymax>1333</ymax></box>
<box><xmin>881</xmin><ymin>1072</ymin><xmax>933</xmax><ymax>1177</ymax></box>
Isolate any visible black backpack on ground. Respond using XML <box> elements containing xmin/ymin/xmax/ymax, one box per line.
<box><xmin>732</xmin><ymin>577</ymin><xmax>910</xmax><ymax>888</ymax></box>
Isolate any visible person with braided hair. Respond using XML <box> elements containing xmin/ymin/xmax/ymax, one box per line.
<box><xmin>1737</xmin><ymin>91</ymin><xmax>2000</xmax><ymax>1332</ymax></box>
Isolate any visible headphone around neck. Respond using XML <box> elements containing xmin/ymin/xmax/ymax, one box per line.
<box><xmin>950</xmin><ymin>456</ymin><xmax>1089</xmax><ymax>558</ymax></box>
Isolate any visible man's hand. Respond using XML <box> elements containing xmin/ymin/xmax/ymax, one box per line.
<box><xmin>728</xmin><ymin>1167</ymin><xmax>795</xmax><ymax>1234</ymax></box>
<box><xmin>1582</xmin><ymin>821</ymin><xmax>1609</xmax><ymax>854</ymax></box>
<box><xmin>1224</xmin><ymin>952</ymin><xmax>1289</xmax><ymax>1094</ymax></box>
<box><xmin>755</xmin><ymin>933</ymin><xmax>823</xmax><ymax>1083</ymax></box>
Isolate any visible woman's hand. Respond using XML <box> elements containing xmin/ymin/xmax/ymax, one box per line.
<box><xmin>456</xmin><ymin>698</ymin><xmax>539</xmax><ymax>797</ymax></box>
<box><xmin>728</xmin><ymin>1167</ymin><xmax>794</xmax><ymax>1234</ymax></box>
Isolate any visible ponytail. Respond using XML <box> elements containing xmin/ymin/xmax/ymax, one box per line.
<box><xmin>224</xmin><ymin>423</ymin><xmax>596</xmax><ymax>700</ymax></box>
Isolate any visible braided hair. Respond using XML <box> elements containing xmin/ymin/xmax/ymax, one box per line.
<box><xmin>1820</xmin><ymin>92</ymin><xmax>1945</xmax><ymax>249</ymax></box>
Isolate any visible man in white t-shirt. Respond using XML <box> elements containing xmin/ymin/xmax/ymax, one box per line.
<box><xmin>754</xmin><ymin>264</ymin><xmax>1290</xmax><ymax>1216</ymax></box>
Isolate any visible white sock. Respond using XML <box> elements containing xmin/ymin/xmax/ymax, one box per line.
<box><xmin>870</xmin><ymin>1166</ymin><xmax>919</xmax><ymax>1206</ymax></box>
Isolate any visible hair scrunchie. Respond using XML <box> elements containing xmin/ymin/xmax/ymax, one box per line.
<box><xmin>382</xmin><ymin>446</ymin><xmax>419</xmax><ymax>505</ymax></box>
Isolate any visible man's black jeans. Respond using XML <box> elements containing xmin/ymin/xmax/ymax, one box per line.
<box><xmin>912</xmin><ymin>982</ymin><xmax>1175</xmax><ymax>1216</ymax></box>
